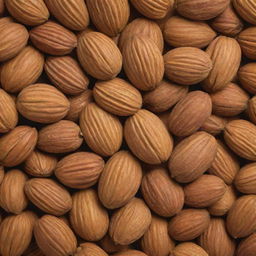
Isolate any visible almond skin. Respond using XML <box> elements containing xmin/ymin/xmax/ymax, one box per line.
<box><xmin>238</xmin><ymin>63</ymin><xmax>256</xmax><ymax>94</ymax></box>
<box><xmin>238</xmin><ymin>27</ymin><xmax>256</xmax><ymax>60</ymax></box>
<box><xmin>0</xmin><ymin>166</ymin><xmax>4</xmax><ymax>184</ymax></box>
<box><xmin>248</xmin><ymin>96</ymin><xmax>256</xmax><ymax>124</ymax></box>
<box><xmin>237</xmin><ymin>233</ymin><xmax>256</xmax><ymax>256</ymax></box>
<box><xmin>55</xmin><ymin>152</ymin><xmax>104</xmax><ymax>189</ymax></box>
<box><xmin>0</xmin><ymin>169</ymin><xmax>28</xmax><ymax>214</ymax></box>
<box><xmin>44</xmin><ymin>0</ymin><xmax>89</xmax><ymax>31</ymax></box>
<box><xmin>98</xmin><ymin>151</ymin><xmax>142</xmax><ymax>209</ymax></box>
<box><xmin>169</xmin><ymin>131</ymin><xmax>217</xmax><ymax>183</ymax></box>
<box><xmin>45</xmin><ymin>56</ymin><xmax>89</xmax><ymax>95</ymax></box>
<box><xmin>70</xmin><ymin>189</ymin><xmax>109</xmax><ymax>241</ymax></box>
<box><xmin>200</xmin><ymin>115</ymin><xmax>227</xmax><ymax>135</ymax></box>
<box><xmin>171</xmin><ymin>242</ymin><xmax>208</xmax><ymax>256</ymax></box>
<box><xmin>1</xmin><ymin>46</ymin><xmax>44</xmax><ymax>93</ymax></box>
<box><xmin>75</xmin><ymin>243</ymin><xmax>108</xmax><ymax>256</ymax></box>
<box><xmin>0</xmin><ymin>126</ymin><xmax>38</xmax><ymax>167</ymax></box>
<box><xmin>77</xmin><ymin>31</ymin><xmax>122</xmax><ymax>80</ymax></box>
<box><xmin>125</xmin><ymin>109</ymin><xmax>173</xmax><ymax>164</ymax></box>
<box><xmin>34</xmin><ymin>215</ymin><xmax>77</xmax><ymax>256</ymax></box>
<box><xmin>168</xmin><ymin>91</ymin><xmax>212</xmax><ymax>137</ymax></box>
<box><xmin>113</xmin><ymin>250</ymin><xmax>148</xmax><ymax>256</ymax></box>
<box><xmin>164</xmin><ymin>16</ymin><xmax>216</xmax><ymax>48</ymax></box>
<box><xmin>109</xmin><ymin>198</ymin><xmax>152</xmax><ymax>245</ymax></box>
<box><xmin>141</xmin><ymin>168</ymin><xmax>184</xmax><ymax>217</ymax></box>
<box><xmin>233</xmin><ymin>0</ymin><xmax>256</xmax><ymax>25</ymax></box>
<box><xmin>99</xmin><ymin>235</ymin><xmax>129</xmax><ymax>254</ymax></box>
<box><xmin>80</xmin><ymin>103</ymin><xmax>123</xmax><ymax>157</ymax></box>
<box><xmin>30</xmin><ymin>21</ymin><xmax>77</xmax><ymax>55</ymax></box>
<box><xmin>25</xmin><ymin>178</ymin><xmax>72</xmax><ymax>216</ymax></box>
<box><xmin>17</xmin><ymin>83</ymin><xmax>70</xmax><ymax>124</ymax></box>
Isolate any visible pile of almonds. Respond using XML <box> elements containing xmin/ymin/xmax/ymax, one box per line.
<box><xmin>1</xmin><ymin>0</ymin><xmax>256</xmax><ymax>255</ymax></box>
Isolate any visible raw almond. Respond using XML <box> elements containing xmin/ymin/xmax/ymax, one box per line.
<box><xmin>233</xmin><ymin>0</ymin><xmax>256</xmax><ymax>25</ymax></box>
<box><xmin>171</xmin><ymin>242</ymin><xmax>208</xmax><ymax>256</ymax></box>
<box><xmin>248</xmin><ymin>96</ymin><xmax>256</xmax><ymax>124</ymax></box>
<box><xmin>237</xmin><ymin>233</ymin><xmax>256</xmax><ymax>256</ymax></box>
<box><xmin>100</xmin><ymin>235</ymin><xmax>129</xmax><ymax>254</ymax></box>
<box><xmin>0</xmin><ymin>166</ymin><xmax>4</xmax><ymax>184</ymax></box>
<box><xmin>238</xmin><ymin>63</ymin><xmax>256</xmax><ymax>94</ymax></box>
<box><xmin>113</xmin><ymin>250</ymin><xmax>148</xmax><ymax>256</ymax></box>
<box><xmin>75</xmin><ymin>243</ymin><xmax>108</xmax><ymax>256</ymax></box>
<box><xmin>238</xmin><ymin>27</ymin><xmax>256</xmax><ymax>60</ymax></box>
<box><xmin>200</xmin><ymin>115</ymin><xmax>227</xmax><ymax>135</ymax></box>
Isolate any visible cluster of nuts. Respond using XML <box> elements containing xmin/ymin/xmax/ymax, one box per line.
<box><xmin>1</xmin><ymin>0</ymin><xmax>256</xmax><ymax>255</ymax></box>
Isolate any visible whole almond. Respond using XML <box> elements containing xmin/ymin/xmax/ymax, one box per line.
<box><xmin>17</xmin><ymin>83</ymin><xmax>70</xmax><ymax>123</ymax></box>
<box><xmin>30</xmin><ymin>21</ymin><xmax>77</xmax><ymax>55</ymax></box>
<box><xmin>233</xmin><ymin>0</ymin><xmax>256</xmax><ymax>25</ymax></box>
<box><xmin>113</xmin><ymin>250</ymin><xmax>148</xmax><ymax>256</ymax></box>
<box><xmin>237</xmin><ymin>233</ymin><xmax>256</xmax><ymax>256</ymax></box>
<box><xmin>238</xmin><ymin>27</ymin><xmax>256</xmax><ymax>60</ymax></box>
<box><xmin>55</xmin><ymin>152</ymin><xmax>104</xmax><ymax>189</ymax></box>
<box><xmin>109</xmin><ymin>198</ymin><xmax>152</xmax><ymax>245</ymax></box>
<box><xmin>38</xmin><ymin>120</ymin><xmax>83</xmax><ymax>154</ymax></box>
<box><xmin>98</xmin><ymin>151</ymin><xmax>142</xmax><ymax>209</ymax></box>
<box><xmin>77</xmin><ymin>31</ymin><xmax>122</xmax><ymax>80</ymax></box>
<box><xmin>141</xmin><ymin>168</ymin><xmax>184</xmax><ymax>217</ymax></box>
<box><xmin>44</xmin><ymin>0</ymin><xmax>89</xmax><ymax>31</ymax></box>
<box><xmin>202</xmin><ymin>36</ymin><xmax>241</xmax><ymax>92</ymax></box>
<box><xmin>164</xmin><ymin>16</ymin><xmax>216</xmax><ymax>48</ymax></box>
<box><xmin>0</xmin><ymin>126</ymin><xmax>37</xmax><ymax>167</ymax></box>
<box><xmin>86</xmin><ymin>0</ymin><xmax>129</xmax><ymax>36</ymax></box>
<box><xmin>0</xmin><ymin>169</ymin><xmax>28</xmax><ymax>214</ymax></box>
<box><xmin>80</xmin><ymin>103</ymin><xmax>123</xmax><ymax>156</ymax></box>
<box><xmin>168</xmin><ymin>91</ymin><xmax>212</xmax><ymax>137</ymax></box>
<box><xmin>248</xmin><ymin>96</ymin><xmax>256</xmax><ymax>124</ymax></box>
<box><xmin>0</xmin><ymin>89</ymin><xmax>18</xmax><ymax>133</ymax></box>
<box><xmin>200</xmin><ymin>115</ymin><xmax>227</xmax><ymax>135</ymax></box>
<box><xmin>124</xmin><ymin>109</ymin><xmax>173</xmax><ymax>164</ymax></box>
<box><xmin>0</xmin><ymin>166</ymin><xmax>4</xmax><ymax>184</ymax></box>
<box><xmin>100</xmin><ymin>235</ymin><xmax>129</xmax><ymax>254</ymax></box>
<box><xmin>70</xmin><ymin>189</ymin><xmax>109</xmax><ymax>241</ymax></box>
<box><xmin>75</xmin><ymin>243</ymin><xmax>108</xmax><ymax>256</ymax></box>
<box><xmin>45</xmin><ymin>56</ymin><xmax>89</xmax><ymax>95</ymax></box>
<box><xmin>171</xmin><ymin>242</ymin><xmax>208</xmax><ymax>256</ymax></box>
<box><xmin>238</xmin><ymin>63</ymin><xmax>256</xmax><ymax>94</ymax></box>
<box><xmin>93</xmin><ymin>78</ymin><xmax>142</xmax><ymax>116</ymax></box>
<box><xmin>25</xmin><ymin>178</ymin><xmax>72</xmax><ymax>216</ymax></box>
<box><xmin>34</xmin><ymin>215</ymin><xmax>77</xmax><ymax>256</ymax></box>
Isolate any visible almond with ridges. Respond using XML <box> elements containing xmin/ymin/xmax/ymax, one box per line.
<box><xmin>0</xmin><ymin>166</ymin><xmax>4</xmax><ymax>184</ymax></box>
<box><xmin>247</xmin><ymin>96</ymin><xmax>256</xmax><ymax>124</ymax></box>
<box><xmin>75</xmin><ymin>242</ymin><xmax>108</xmax><ymax>256</ymax></box>
<box><xmin>233</xmin><ymin>0</ymin><xmax>256</xmax><ymax>25</ymax></box>
<box><xmin>238</xmin><ymin>63</ymin><xmax>256</xmax><ymax>94</ymax></box>
<box><xmin>237</xmin><ymin>233</ymin><xmax>256</xmax><ymax>256</ymax></box>
<box><xmin>200</xmin><ymin>115</ymin><xmax>227</xmax><ymax>135</ymax></box>
<box><xmin>100</xmin><ymin>235</ymin><xmax>129</xmax><ymax>254</ymax></box>
<box><xmin>113</xmin><ymin>250</ymin><xmax>148</xmax><ymax>256</ymax></box>
<box><xmin>171</xmin><ymin>242</ymin><xmax>208</xmax><ymax>256</ymax></box>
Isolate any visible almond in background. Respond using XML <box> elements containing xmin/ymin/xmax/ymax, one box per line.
<box><xmin>200</xmin><ymin>115</ymin><xmax>227</xmax><ymax>136</ymax></box>
<box><xmin>237</xmin><ymin>233</ymin><xmax>256</xmax><ymax>256</ymax></box>
<box><xmin>171</xmin><ymin>242</ymin><xmax>208</xmax><ymax>256</ymax></box>
<box><xmin>233</xmin><ymin>0</ymin><xmax>256</xmax><ymax>25</ymax></box>
<box><xmin>238</xmin><ymin>63</ymin><xmax>256</xmax><ymax>94</ymax></box>
<box><xmin>75</xmin><ymin>242</ymin><xmax>108</xmax><ymax>256</ymax></box>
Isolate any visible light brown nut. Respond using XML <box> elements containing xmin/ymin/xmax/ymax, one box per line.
<box><xmin>171</xmin><ymin>242</ymin><xmax>208</xmax><ymax>256</ymax></box>
<box><xmin>233</xmin><ymin>0</ymin><xmax>256</xmax><ymax>25</ymax></box>
<box><xmin>75</xmin><ymin>242</ymin><xmax>108</xmax><ymax>256</ymax></box>
<box><xmin>237</xmin><ymin>233</ymin><xmax>256</xmax><ymax>256</ymax></box>
<box><xmin>200</xmin><ymin>115</ymin><xmax>227</xmax><ymax>135</ymax></box>
<box><xmin>99</xmin><ymin>235</ymin><xmax>129</xmax><ymax>254</ymax></box>
<box><xmin>238</xmin><ymin>27</ymin><xmax>256</xmax><ymax>60</ymax></box>
<box><xmin>248</xmin><ymin>96</ymin><xmax>256</xmax><ymax>124</ymax></box>
<box><xmin>0</xmin><ymin>166</ymin><xmax>4</xmax><ymax>185</ymax></box>
<box><xmin>238</xmin><ymin>63</ymin><xmax>256</xmax><ymax>94</ymax></box>
<box><xmin>113</xmin><ymin>250</ymin><xmax>148</xmax><ymax>256</ymax></box>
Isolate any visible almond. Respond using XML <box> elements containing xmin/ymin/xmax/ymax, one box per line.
<box><xmin>75</xmin><ymin>243</ymin><xmax>108</xmax><ymax>256</ymax></box>
<box><xmin>70</xmin><ymin>189</ymin><xmax>109</xmax><ymax>241</ymax></box>
<box><xmin>113</xmin><ymin>250</ymin><xmax>148</xmax><ymax>256</ymax></box>
<box><xmin>86</xmin><ymin>0</ymin><xmax>129</xmax><ymax>36</ymax></box>
<box><xmin>17</xmin><ymin>84</ymin><xmax>70</xmax><ymax>123</ymax></box>
<box><xmin>0</xmin><ymin>166</ymin><xmax>4</xmax><ymax>184</ymax></box>
<box><xmin>124</xmin><ymin>109</ymin><xmax>173</xmax><ymax>164</ymax></box>
<box><xmin>141</xmin><ymin>168</ymin><xmax>184</xmax><ymax>217</ymax></box>
<box><xmin>38</xmin><ymin>120</ymin><xmax>83</xmax><ymax>154</ymax></box>
<box><xmin>109</xmin><ymin>198</ymin><xmax>152</xmax><ymax>245</ymax></box>
<box><xmin>55</xmin><ymin>152</ymin><xmax>104</xmax><ymax>189</ymax></box>
<box><xmin>45</xmin><ymin>56</ymin><xmax>89</xmax><ymax>95</ymax></box>
<box><xmin>200</xmin><ymin>115</ymin><xmax>227</xmax><ymax>135</ymax></box>
<box><xmin>233</xmin><ymin>0</ymin><xmax>256</xmax><ymax>25</ymax></box>
<box><xmin>93</xmin><ymin>78</ymin><xmax>142</xmax><ymax>116</ymax></box>
<box><xmin>248</xmin><ymin>96</ymin><xmax>256</xmax><ymax>124</ymax></box>
<box><xmin>100</xmin><ymin>235</ymin><xmax>129</xmax><ymax>254</ymax></box>
<box><xmin>77</xmin><ymin>31</ymin><xmax>122</xmax><ymax>80</ymax></box>
<box><xmin>164</xmin><ymin>16</ymin><xmax>216</xmax><ymax>48</ymax></box>
<box><xmin>0</xmin><ymin>126</ymin><xmax>38</xmax><ymax>167</ymax></box>
<box><xmin>98</xmin><ymin>151</ymin><xmax>142</xmax><ymax>209</ymax></box>
<box><xmin>25</xmin><ymin>178</ymin><xmax>72</xmax><ymax>216</ymax></box>
<box><xmin>171</xmin><ymin>242</ymin><xmax>208</xmax><ymax>256</ymax></box>
<box><xmin>30</xmin><ymin>21</ymin><xmax>77</xmax><ymax>55</ymax></box>
<box><xmin>237</xmin><ymin>233</ymin><xmax>256</xmax><ymax>256</ymax></box>
<box><xmin>34</xmin><ymin>215</ymin><xmax>77</xmax><ymax>256</ymax></box>
<box><xmin>238</xmin><ymin>27</ymin><xmax>256</xmax><ymax>60</ymax></box>
<box><xmin>238</xmin><ymin>63</ymin><xmax>256</xmax><ymax>94</ymax></box>
<box><xmin>202</xmin><ymin>36</ymin><xmax>241</xmax><ymax>92</ymax></box>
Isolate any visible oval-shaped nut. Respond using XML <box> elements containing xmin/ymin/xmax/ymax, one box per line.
<box><xmin>172</xmin><ymin>242</ymin><xmax>208</xmax><ymax>256</ymax></box>
<box><xmin>109</xmin><ymin>198</ymin><xmax>152</xmax><ymax>245</ymax></box>
<box><xmin>200</xmin><ymin>115</ymin><xmax>227</xmax><ymax>135</ymax></box>
<box><xmin>169</xmin><ymin>131</ymin><xmax>217</xmax><ymax>183</ymax></box>
<box><xmin>164</xmin><ymin>16</ymin><xmax>216</xmax><ymax>48</ymax></box>
<box><xmin>238</xmin><ymin>27</ymin><xmax>256</xmax><ymax>60</ymax></box>
<box><xmin>70</xmin><ymin>189</ymin><xmax>109</xmax><ymax>241</ymax></box>
<box><xmin>30</xmin><ymin>21</ymin><xmax>77</xmax><ymax>55</ymax></box>
<box><xmin>143</xmin><ymin>80</ymin><xmax>188</xmax><ymax>113</ymax></box>
<box><xmin>125</xmin><ymin>109</ymin><xmax>173</xmax><ymax>164</ymax></box>
<box><xmin>93</xmin><ymin>78</ymin><xmax>142</xmax><ymax>116</ymax></box>
<box><xmin>45</xmin><ymin>56</ymin><xmax>89</xmax><ymax>95</ymax></box>
<box><xmin>25</xmin><ymin>178</ymin><xmax>72</xmax><ymax>216</ymax></box>
<box><xmin>0</xmin><ymin>126</ymin><xmax>38</xmax><ymax>167</ymax></box>
<box><xmin>0</xmin><ymin>89</ymin><xmax>18</xmax><ymax>133</ymax></box>
<box><xmin>17</xmin><ymin>84</ymin><xmax>70</xmax><ymax>123</ymax></box>
<box><xmin>1</xmin><ymin>46</ymin><xmax>44</xmax><ymax>93</ymax></box>
<box><xmin>141</xmin><ymin>215</ymin><xmax>174</xmax><ymax>256</ymax></box>
<box><xmin>80</xmin><ymin>103</ymin><xmax>123</xmax><ymax>157</ymax></box>
<box><xmin>176</xmin><ymin>0</ymin><xmax>229</xmax><ymax>20</ymax></box>
<box><xmin>238</xmin><ymin>63</ymin><xmax>256</xmax><ymax>94</ymax></box>
<box><xmin>142</xmin><ymin>168</ymin><xmax>184</xmax><ymax>217</ymax></box>
<box><xmin>227</xmin><ymin>195</ymin><xmax>256</xmax><ymax>238</ymax></box>
<box><xmin>233</xmin><ymin>0</ymin><xmax>256</xmax><ymax>25</ymax></box>
<box><xmin>76</xmin><ymin>243</ymin><xmax>108</xmax><ymax>256</ymax></box>
<box><xmin>168</xmin><ymin>209</ymin><xmax>210</xmax><ymax>241</ymax></box>
<box><xmin>34</xmin><ymin>215</ymin><xmax>77</xmax><ymax>256</ymax></box>
<box><xmin>98</xmin><ymin>151</ymin><xmax>142</xmax><ymax>209</ymax></box>
<box><xmin>0</xmin><ymin>19</ymin><xmax>29</xmax><ymax>62</ymax></box>
<box><xmin>55</xmin><ymin>152</ymin><xmax>104</xmax><ymax>189</ymax></box>
<box><xmin>44</xmin><ymin>0</ymin><xmax>89</xmax><ymax>31</ymax></box>
<box><xmin>77</xmin><ymin>31</ymin><xmax>122</xmax><ymax>80</ymax></box>
<box><xmin>164</xmin><ymin>47</ymin><xmax>212</xmax><ymax>86</ymax></box>
<box><xmin>113</xmin><ymin>250</ymin><xmax>148</xmax><ymax>256</ymax></box>
<box><xmin>100</xmin><ymin>235</ymin><xmax>129</xmax><ymax>254</ymax></box>
<box><xmin>0</xmin><ymin>211</ymin><xmax>37</xmax><ymax>256</ymax></box>
<box><xmin>24</xmin><ymin>150</ymin><xmax>57</xmax><ymax>177</ymax></box>
<box><xmin>184</xmin><ymin>175</ymin><xmax>226</xmax><ymax>208</ymax></box>
<box><xmin>0</xmin><ymin>166</ymin><xmax>4</xmax><ymax>185</ymax></box>
<box><xmin>199</xmin><ymin>218</ymin><xmax>235</xmax><ymax>256</ymax></box>
<box><xmin>224</xmin><ymin>119</ymin><xmax>256</xmax><ymax>161</ymax></box>
<box><xmin>86</xmin><ymin>0</ymin><xmax>129</xmax><ymax>36</ymax></box>
<box><xmin>237</xmin><ymin>233</ymin><xmax>256</xmax><ymax>256</ymax></box>
<box><xmin>202</xmin><ymin>36</ymin><xmax>241</xmax><ymax>92</ymax></box>
<box><xmin>168</xmin><ymin>91</ymin><xmax>212</xmax><ymax>137</ymax></box>
<box><xmin>38</xmin><ymin>120</ymin><xmax>83</xmax><ymax>154</ymax></box>
<box><xmin>0</xmin><ymin>169</ymin><xmax>28</xmax><ymax>214</ymax></box>
<box><xmin>248</xmin><ymin>96</ymin><xmax>256</xmax><ymax>124</ymax></box>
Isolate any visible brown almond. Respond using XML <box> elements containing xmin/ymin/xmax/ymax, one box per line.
<box><xmin>171</xmin><ymin>242</ymin><xmax>208</xmax><ymax>256</ymax></box>
<box><xmin>113</xmin><ymin>250</ymin><xmax>148</xmax><ymax>256</ymax></box>
<box><xmin>237</xmin><ymin>233</ymin><xmax>256</xmax><ymax>256</ymax></box>
<box><xmin>238</xmin><ymin>27</ymin><xmax>256</xmax><ymax>60</ymax></box>
<box><xmin>200</xmin><ymin>115</ymin><xmax>227</xmax><ymax>135</ymax></box>
<box><xmin>0</xmin><ymin>166</ymin><xmax>4</xmax><ymax>184</ymax></box>
<box><xmin>100</xmin><ymin>235</ymin><xmax>129</xmax><ymax>254</ymax></box>
<box><xmin>233</xmin><ymin>0</ymin><xmax>256</xmax><ymax>25</ymax></box>
<box><xmin>247</xmin><ymin>96</ymin><xmax>256</xmax><ymax>124</ymax></box>
<box><xmin>238</xmin><ymin>63</ymin><xmax>256</xmax><ymax>94</ymax></box>
<box><xmin>75</xmin><ymin>242</ymin><xmax>108</xmax><ymax>256</ymax></box>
